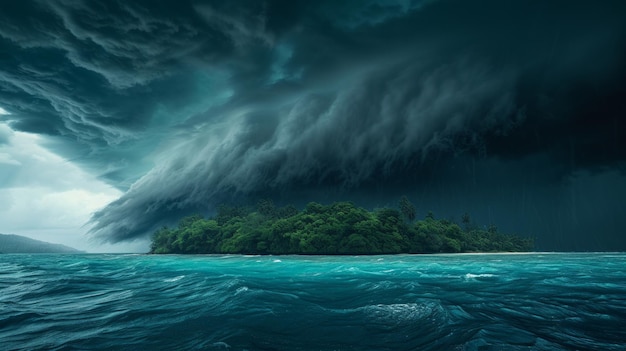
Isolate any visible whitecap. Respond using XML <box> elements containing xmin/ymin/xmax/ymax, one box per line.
<box><xmin>360</xmin><ymin>302</ymin><xmax>442</xmax><ymax>325</ymax></box>
<box><xmin>163</xmin><ymin>275</ymin><xmax>185</xmax><ymax>282</ymax></box>
<box><xmin>464</xmin><ymin>273</ymin><xmax>496</xmax><ymax>280</ymax></box>
<box><xmin>235</xmin><ymin>286</ymin><xmax>249</xmax><ymax>295</ymax></box>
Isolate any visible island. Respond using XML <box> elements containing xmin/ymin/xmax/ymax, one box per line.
<box><xmin>150</xmin><ymin>199</ymin><xmax>533</xmax><ymax>255</ymax></box>
<box><xmin>0</xmin><ymin>233</ymin><xmax>84</xmax><ymax>254</ymax></box>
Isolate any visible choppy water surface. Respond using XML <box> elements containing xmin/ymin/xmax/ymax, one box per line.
<box><xmin>1</xmin><ymin>253</ymin><xmax>625</xmax><ymax>350</ymax></box>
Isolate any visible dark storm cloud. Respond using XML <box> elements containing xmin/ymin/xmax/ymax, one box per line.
<box><xmin>0</xmin><ymin>0</ymin><xmax>274</xmax><ymax>184</ymax></box>
<box><xmin>2</xmin><ymin>0</ymin><xmax>625</xmax><ymax>247</ymax></box>
<box><xmin>89</xmin><ymin>58</ymin><xmax>523</xmax><ymax>241</ymax></box>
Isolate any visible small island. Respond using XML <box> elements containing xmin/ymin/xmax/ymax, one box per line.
<box><xmin>150</xmin><ymin>199</ymin><xmax>533</xmax><ymax>255</ymax></box>
<box><xmin>0</xmin><ymin>233</ymin><xmax>83</xmax><ymax>254</ymax></box>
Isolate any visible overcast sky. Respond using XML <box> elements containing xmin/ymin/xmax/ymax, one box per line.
<box><xmin>1</xmin><ymin>0</ymin><xmax>625</xmax><ymax>252</ymax></box>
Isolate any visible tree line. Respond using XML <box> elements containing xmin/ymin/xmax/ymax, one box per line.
<box><xmin>150</xmin><ymin>198</ymin><xmax>534</xmax><ymax>254</ymax></box>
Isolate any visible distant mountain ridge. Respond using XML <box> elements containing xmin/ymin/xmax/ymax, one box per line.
<box><xmin>0</xmin><ymin>234</ymin><xmax>83</xmax><ymax>253</ymax></box>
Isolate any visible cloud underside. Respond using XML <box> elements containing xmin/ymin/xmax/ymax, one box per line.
<box><xmin>1</xmin><ymin>0</ymin><xmax>625</xmax><ymax>245</ymax></box>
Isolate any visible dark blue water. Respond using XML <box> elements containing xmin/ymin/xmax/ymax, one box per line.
<box><xmin>1</xmin><ymin>253</ymin><xmax>625</xmax><ymax>350</ymax></box>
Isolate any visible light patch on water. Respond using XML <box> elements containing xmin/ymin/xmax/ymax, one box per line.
<box><xmin>464</xmin><ymin>273</ymin><xmax>497</xmax><ymax>280</ymax></box>
<box><xmin>361</xmin><ymin>302</ymin><xmax>443</xmax><ymax>324</ymax></box>
<box><xmin>235</xmin><ymin>286</ymin><xmax>249</xmax><ymax>295</ymax></box>
<box><xmin>210</xmin><ymin>341</ymin><xmax>231</xmax><ymax>349</ymax></box>
<box><xmin>164</xmin><ymin>275</ymin><xmax>185</xmax><ymax>282</ymax></box>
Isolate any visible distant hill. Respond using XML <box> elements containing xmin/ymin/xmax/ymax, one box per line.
<box><xmin>0</xmin><ymin>234</ymin><xmax>83</xmax><ymax>253</ymax></box>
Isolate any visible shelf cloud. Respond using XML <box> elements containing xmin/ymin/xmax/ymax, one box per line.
<box><xmin>1</xmin><ymin>0</ymin><xmax>625</xmax><ymax>250</ymax></box>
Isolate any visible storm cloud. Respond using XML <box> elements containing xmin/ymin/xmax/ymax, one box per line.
<box><xmin>1</xmin><ymin>0</ymin><xmax>625</xmax><ymax>249</ymax></box>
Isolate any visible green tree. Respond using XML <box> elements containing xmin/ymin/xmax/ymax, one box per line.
<box><xmin>462</xmin><ymin>212</ymin><xmax>471</xmax><ymax>231</ymax></box>
<box><xmin>150</xmin><ymin>227</ymin><xmax>173</xmax><ymax>254</ymax></box>
<box><xmin>149</xmin><ymin>201</ymin><xmax>533</xmax><ymax>255</ymax></box>
<box><xmin>399</xmin><ymin>196</ymin><xmax>416</xmax><ymax>222</ymax></box>
<box><xmin>216</xmin><ymin>205</ymin><xmax>249</xmax><ymax>225</ymax></box>
<box><xmin>257</xmin><ymin>199</ymin><xmax>276</xmax><ymax>218</ymax></box>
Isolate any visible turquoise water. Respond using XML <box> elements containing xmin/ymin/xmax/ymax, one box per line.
<box><xmin>1</xmin><ymin>253</ymin><xmax>625</xmax><ymax>350</ymax></box>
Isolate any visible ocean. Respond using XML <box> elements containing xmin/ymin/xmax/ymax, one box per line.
<box><xmin>1</xmin><ymin>253</ymin><xmax>625</xmax><ymax>350</ymax></box>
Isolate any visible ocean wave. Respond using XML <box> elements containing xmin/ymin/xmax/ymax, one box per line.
<box><xmin>463</xmin><ymin>273</ymin><xmax>497</xmax><ymax>280</ymax></box>
<box><xmin>1</xmin><ymin>253</ymin><xmax>625</xmax><ymax>350</ymax></box>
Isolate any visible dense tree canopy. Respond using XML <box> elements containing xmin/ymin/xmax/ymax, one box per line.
<box><xmin>150</xmin><ymin>200</ymin><xmax>533</xmax><ymax>254</ymax></box>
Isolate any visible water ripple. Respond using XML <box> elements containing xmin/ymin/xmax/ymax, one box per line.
<box><xmin>1</xmin><ymin>253</ymin><xmax>625</xmax><ymax>350</ymax></box>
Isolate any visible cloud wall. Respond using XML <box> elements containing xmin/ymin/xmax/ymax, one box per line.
<box><xmin>1</xmin><ymin>0</ymin><xmax>625</xmax><ymax>249</ymax></box>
